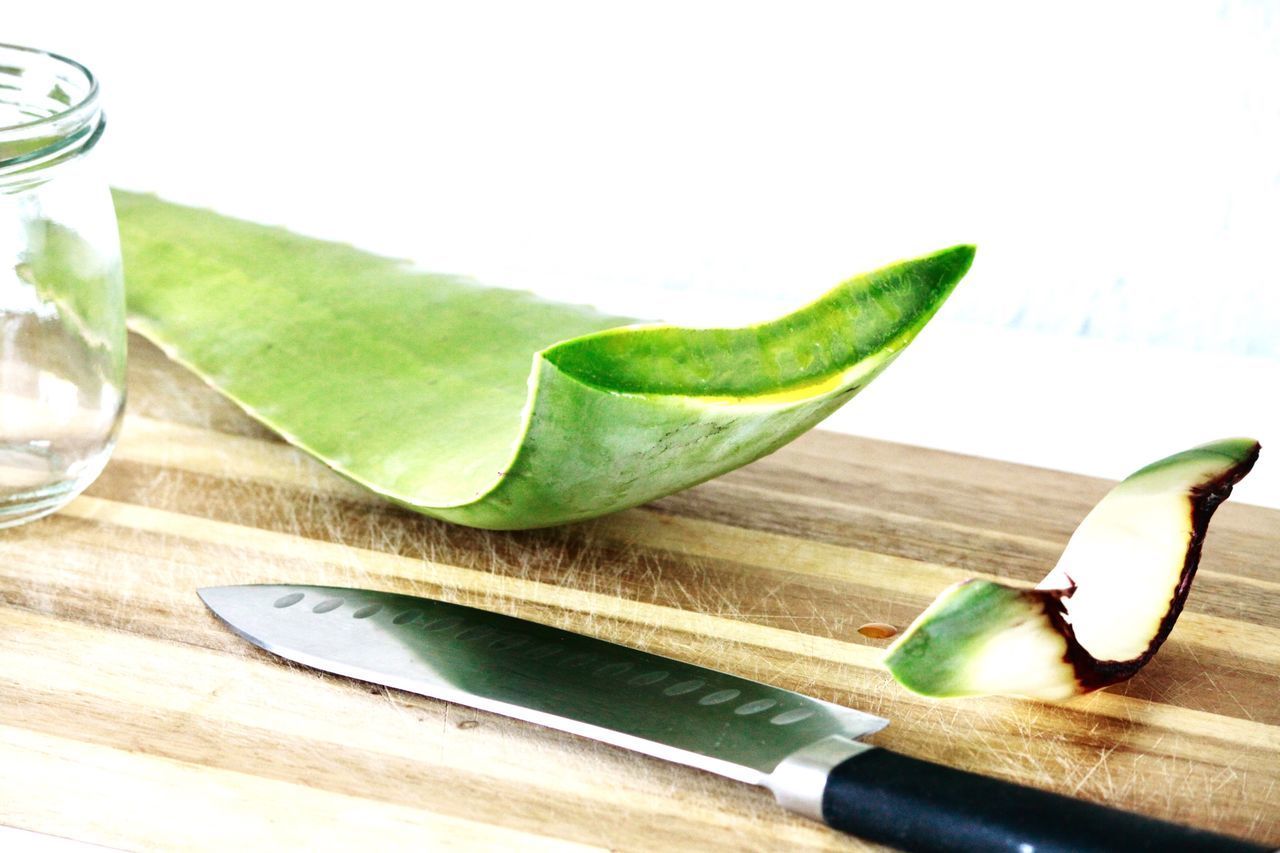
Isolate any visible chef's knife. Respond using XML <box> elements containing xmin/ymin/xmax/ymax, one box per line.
<box><xmin>199</xmin><ymin>584</ymin><xmax>1267</xmax><ymax>852</ymax></box>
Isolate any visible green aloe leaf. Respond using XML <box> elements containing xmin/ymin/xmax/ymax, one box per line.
<box><xmin>114</xmin><ymin>190</ymin><xmax>974</xmax><ymax>529</ymax></box>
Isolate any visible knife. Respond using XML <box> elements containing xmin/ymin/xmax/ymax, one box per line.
<box><xmin>198</xmin><ymin>584</ymin><xmax>1268</xmax><ymax>852</ymax></box>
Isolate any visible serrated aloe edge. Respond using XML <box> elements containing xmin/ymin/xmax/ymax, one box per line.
<box><xmin>114</xmin><ymin>190</ymin><xmax>974</xmax><ymax>530</ymax></box>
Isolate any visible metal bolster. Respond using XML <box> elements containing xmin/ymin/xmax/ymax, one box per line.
<box><xmin>765</xmin><ymin>735</ymin><xmax>876</xmax><ymax>821</ymax></box>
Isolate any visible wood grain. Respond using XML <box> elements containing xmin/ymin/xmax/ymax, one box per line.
<box><xmin>1</xmin><ymin>335</ymin><xmax>1277</xmax><ymax>851</ymax></box>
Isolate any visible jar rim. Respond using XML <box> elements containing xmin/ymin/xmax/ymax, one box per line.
<box><xmin>0</xmin><ymin>42</ymin><xmax>103</xmax><ymax>184</ymax></box>
<box><xmin>0</xmin><ymin>42</ymin><xmax>99</xmax><ymax>136</ymax></box>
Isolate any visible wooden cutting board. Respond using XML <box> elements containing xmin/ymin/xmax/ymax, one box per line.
<box><xmin>2</xmin><ymin>335</ymin><xmax>1277</xmax><ymax>851</ymax></box>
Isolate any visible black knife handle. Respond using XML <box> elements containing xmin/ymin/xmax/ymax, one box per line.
<box><xmin>820</xmin><ymin>748</ymin><xmax>1270</xmax><ymax>852</ymax></box>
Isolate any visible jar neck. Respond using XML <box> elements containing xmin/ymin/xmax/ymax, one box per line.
<box><xmin>0</xmin><ymin>43</ymin><xmax>103</xmax><ymax>191</ymax></box>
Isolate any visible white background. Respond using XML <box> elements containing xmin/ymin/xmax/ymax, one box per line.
<box><xmin>6</xmin><ymin>9</ymin><xmax>1277</xmax><ymax>849</ymax></box>
<box><xmin>7</xmin><ymin>0</ymin><xmax>1279</xmax><ymax>508</ymax></box>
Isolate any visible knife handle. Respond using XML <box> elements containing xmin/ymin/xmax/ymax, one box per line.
<box><xmin>815</xmin><ymin>747</ymin><xmax>1269</xmax><ymax>852</ymax></box>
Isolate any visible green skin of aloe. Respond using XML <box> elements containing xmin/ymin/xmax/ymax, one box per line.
<box><xmin>116</xmin><ymin>190</ymin><xmax>974</xmax><ymax>530</ymax></box>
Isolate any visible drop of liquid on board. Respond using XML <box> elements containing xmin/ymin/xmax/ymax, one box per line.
<box><xmin>857</xmin><ymin>622</ymin><xmax>898</xmax><ymax>640</ymax></box>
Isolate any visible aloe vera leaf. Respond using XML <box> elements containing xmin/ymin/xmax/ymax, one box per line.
<box><xmin>114</xmin><ymin>190</ymin><xmax>973</xmax><ymax>529</ymax></box>
<box><xmin>884</xmin><ymin>438</ymin><xmax>1260</xmax><ymax>699</ymax></box>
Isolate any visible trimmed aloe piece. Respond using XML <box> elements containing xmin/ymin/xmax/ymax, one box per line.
<box><xmin>885</xmin><ymin>439</ymin><xmax>1260</xmax><ymax>700</ymax></box>
<box><xmin>114</xmin><ymin>190</ymin><xmax>973</xmax><ymax>530</ymax></box>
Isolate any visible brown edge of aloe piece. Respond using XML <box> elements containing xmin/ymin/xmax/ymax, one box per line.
<box><xmin>1052</xmin><ymin>441</ymin><xmax>1260</xmax><ymax>691</ymax></box>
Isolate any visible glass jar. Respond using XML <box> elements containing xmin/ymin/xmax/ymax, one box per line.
<box><xmin>0</xmin><ymin>43</ymin><xmax>124</xmax><ymax>528</ymax></box>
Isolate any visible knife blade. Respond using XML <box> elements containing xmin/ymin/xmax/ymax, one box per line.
<box><xmin>199</xmin><ymin>584</ymin><xmax>1267</xmax><ymax>853</ymax></box>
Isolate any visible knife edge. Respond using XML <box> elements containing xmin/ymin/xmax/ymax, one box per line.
<box><xmin>197</xmin><ymin>583</ymin><xmax>888</xmax><ymax>790</ymax></box>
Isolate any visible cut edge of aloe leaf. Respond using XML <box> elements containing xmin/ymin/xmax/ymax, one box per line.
<box><xmin>884</xmin><ymin>438</ymin><xmax>1260</xmax><ymax>700</ymax></box>
<box><xmin>116</xmin><ymin>189</ymin><xmax>973</xmax><ymax>529</ymax></box>
<box><xmin>538</xmin><ymin>244</ymin><xmax>975</xmax><ymax>399</ymax></box>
